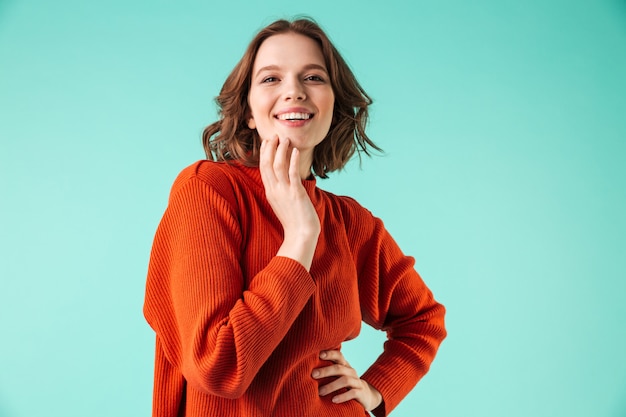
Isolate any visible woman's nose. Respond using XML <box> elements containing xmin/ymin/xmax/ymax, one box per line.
<box><xmin>283</xmin><ymin>77</ymin><xmax>306</xmax><ymax>101</ymax></box>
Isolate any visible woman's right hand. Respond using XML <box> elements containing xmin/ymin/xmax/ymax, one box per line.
<box><xmin>259</xmin><ymin>135</ymin><xmax>321</xmax><ymax>271</ymax></box>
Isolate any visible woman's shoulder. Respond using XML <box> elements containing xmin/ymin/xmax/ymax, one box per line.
<box><xmin>321</xmin><ymin>191</ymin><xmax>385</xmax><ymax>251</ymax></box>
<box><xmin>172</xmin><ymin>160</ymin><xmax>238</xmax><ymax>185</ymax></box>
<box><xmin>172</xmin><ymin>159</ymin><xmax>259</xmax><ymax>188</ymax></box>
<box><xmin>168</xmin><ymin>160</ymin><xmax>248</xmax><ymax>205</ymax></box>
<box><xmin>322</xmin><ymin>189</ymin><xmax>377</xmax><ymax>227</ymax></box>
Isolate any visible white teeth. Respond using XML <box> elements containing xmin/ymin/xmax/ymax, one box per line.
<box><xmin>277</xmin><ymin>112</ymin><xmax>311</xmax><ymax>120</ymax></box>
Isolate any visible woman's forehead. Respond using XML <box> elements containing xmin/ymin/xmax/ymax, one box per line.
<box><xmin>253</xmin><ymin>33</ymin><xmax>326</xmax><ymax>72</ymax></box>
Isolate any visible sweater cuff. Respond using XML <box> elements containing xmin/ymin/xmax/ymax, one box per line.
<box><xmin>249</xmin><ymin>256</ymin><xmax>316</xmax><ymax>300</ymax></box>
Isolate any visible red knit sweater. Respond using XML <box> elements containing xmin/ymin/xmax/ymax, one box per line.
<box><xmin>143</xmin><ymin>160</ymin><xmax>446</xmax><ymax>417</ymax></box>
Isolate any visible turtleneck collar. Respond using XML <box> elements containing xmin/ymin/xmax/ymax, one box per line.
<box><xmin>231</xmin><ymin>160</ymin><xmax>321</xmax><ymax>206</ymax></box>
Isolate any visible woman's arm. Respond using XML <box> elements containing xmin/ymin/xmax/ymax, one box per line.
<box><xmin>327</xmin><ymin>201</ymin><xmax>446</xmax><ymax>416</ymax></box>
<box><xmin>309</xmin><ymin>200</ymin><xmax>446</xmax><ymax>416</ymax></box>
<box><xmin>260</xmin><ymin>135</ymin><xmax>320</xmax><ymax>271</ymax></box>
<box><xmin>144</xmin><ymin>159</ymin><xmax>319</xmax><ymax>398</ymax></box>
<box><xmin>358</xmin><ymin>218</ymin><xmax>447</xmax><ymax>417</ymax></box>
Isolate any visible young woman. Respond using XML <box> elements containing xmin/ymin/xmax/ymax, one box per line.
<box><xmin>144</xmin><ymin>18</ymin><xmax>446</xmax><ymax>417</ymax></box>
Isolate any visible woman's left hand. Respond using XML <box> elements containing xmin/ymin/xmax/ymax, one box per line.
<box><xmin>312</xmin><ymin>350</ymin><xmax>383</xmax><ymax>411</ymax></box>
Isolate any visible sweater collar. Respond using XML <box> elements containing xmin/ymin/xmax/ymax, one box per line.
<box><xmin>232</xmin><ymin>161</ymin><xmax>321</xmax><ymax>206</ymax></box>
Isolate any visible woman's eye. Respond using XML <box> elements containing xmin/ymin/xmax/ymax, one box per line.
<box><xmin>261</xmin><ymin>77</ymin><xmax>278</xmax><ymax>83</ymax></box>
<box><xmin>305</xmin><ymin>75</ymin><xmax>325</xmax><ymax>82</ymax></box>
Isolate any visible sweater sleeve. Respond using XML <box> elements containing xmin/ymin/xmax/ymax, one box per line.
<box><xmin>143</xmin><ymin>175</ymin><xmax>316</xmax><ymax>399</ymax></box>
<box><xmin>351</xmin><ymin>210</ymin><xmax>446</xmax><ymax>417</ymax></box>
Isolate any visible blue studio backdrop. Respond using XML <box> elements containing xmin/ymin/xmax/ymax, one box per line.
<box><xmin>1</xmin><ymin>1</ymin><xmax>625</xmax><ymax>416</ymax></box>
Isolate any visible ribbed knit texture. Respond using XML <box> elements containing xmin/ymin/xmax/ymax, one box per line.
<box><xmin>143</xmin><ymin>160</ymin><xmax>446</xmax><ymax>417</ymax></box>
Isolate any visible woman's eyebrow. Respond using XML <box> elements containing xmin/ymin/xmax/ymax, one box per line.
<box><xmin>254</xmin><ymin>63</ymin><xmax>328</xmax><ymax>78</ymax></box>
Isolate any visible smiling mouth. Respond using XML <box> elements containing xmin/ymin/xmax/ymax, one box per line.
<box><xmin>276</xmin><ymin>112</ymin><xmax>313</xmax><ymax>121</ymax></box>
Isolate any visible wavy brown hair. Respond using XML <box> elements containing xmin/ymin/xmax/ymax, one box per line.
<box><xmin>202</xmin><ymin>17</ymin><xmax>381</xmax><ymax>178</ymax></box>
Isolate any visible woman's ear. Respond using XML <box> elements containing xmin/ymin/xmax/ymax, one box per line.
<box><xmin>247</xmin><ymin>116</ymin><xmax>256</xmax><ymax>129</ymax></box>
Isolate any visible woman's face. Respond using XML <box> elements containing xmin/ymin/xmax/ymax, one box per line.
<box><xmin>247</xmin><ymin>32</ymin><xmax>335</xmax><ymax>164</ymax></box>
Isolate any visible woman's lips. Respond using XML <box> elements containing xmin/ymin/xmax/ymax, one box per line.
<box><xmin>276</xmin><ymin>112</ymin><xmax>312</xmax><ymax>121</ymax></box>
<box><xmin>275</xmin><ymin>117</ymin><xmax>313</xmax><ymax>127</ymax></box>
<box><xmin>274</xmin><ymin>110</ymin><xmax>315</xmax><ymax>127</ymax></box>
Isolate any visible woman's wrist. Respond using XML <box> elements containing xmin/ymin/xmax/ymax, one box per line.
<box><xmin>276</xmin><ymin>232</ymin><xmax>320</xmax><ymax>271</ymax></box>
<box><xmin>365</xmin><ymin>381</ymin><xmax>383</xmax><ymax>411</ymax></box>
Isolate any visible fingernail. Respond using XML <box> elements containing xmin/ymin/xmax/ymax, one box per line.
<box><xmin>312</xmin><ymin>370</ymin><xmax>319</xmax><ymax>378</ymax></box>
<box><xmin>320</xmin><ymin>351</ymin><xmax>326</xmax><ymax>359</ymax></box>
<box><xmin>332</xmin><ymin>397</ymin><xmax>339</xmax><ymax>403</ymax></box>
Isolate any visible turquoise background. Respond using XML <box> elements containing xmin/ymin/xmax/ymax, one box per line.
<box><xmin>1</xmin><ymin>0</ymin><xmax>625</xmax><ymax>416</ymax></box>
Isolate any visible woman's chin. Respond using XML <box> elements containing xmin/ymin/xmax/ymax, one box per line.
<box><xmin>285</xmin><ymin>134</ymin><xmax>325</xmax><ymax>152</ymax></box>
